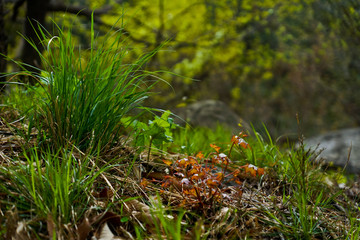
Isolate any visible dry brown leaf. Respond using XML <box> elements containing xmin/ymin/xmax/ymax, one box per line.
<box><xmin>46</xmin><ymin>214</ymin><xmax>56</xmax><ymax>239</ymax></box>
<box><xmin>5</xmin><ymin>209</ymin><xmax>30</xmax><ymax>240</ymax></box>
<box><xmin>5</xmin><ymin>210</ymin><xmax>18</xmax><ymax>239</ymax></box>
<box><xmin>124</xmin><ymin>199</ymin><xmax>157</xmax><ymax>227</ymax></box>
<box><xmin>77</xmin><ymin>217</ymin><xmax>92</xmax><ymax>240</ymax></box>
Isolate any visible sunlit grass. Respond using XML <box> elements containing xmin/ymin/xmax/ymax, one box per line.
<box><xmin>0</xmin><ymin>147</ymin><xmax>110</xmax><ymax>237</ymax></box>
<box><xmin>170</xmin><ymin>124</ymin><xmax>234</xmax><ymax>156</ymax></box>
<box><xmin>7</xmin><ymin>17</ymin><xmax>160</xmax><ymax>153</ymax></box>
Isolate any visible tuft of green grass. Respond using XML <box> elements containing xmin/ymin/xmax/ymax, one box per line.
<box><xmin>0</xmin><ymin>147</ymin><xmax>110</xmax><ymax>238</ymax></box>
<box><xmin>9</xmin><ymin>16</ymin><xmax>160</xmax><ymax>152</ymax></box>
<box><xmin>347</xmin><ymin>209</ymin><xmax>360</xmax><ymax>240</ymax></box>
<box><xmin>150</xmin><ymin>197</ymin><xmax>185</xmax><ymax>240</ymax></box>
<box><xmin>259</xmin><ymin>128</ymin><xmax>343</xmax><ymax>239</ymax></box>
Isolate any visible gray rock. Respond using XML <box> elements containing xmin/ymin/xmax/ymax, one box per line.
<box><xmin>304</xmin><ymin>128</ymin><xmax>360</xmax><ymax>173</ymax></box>
<box><xmin>173</xmin><ymin>100</ymin><xmax>250</xmax><ymax>132</ymax></box>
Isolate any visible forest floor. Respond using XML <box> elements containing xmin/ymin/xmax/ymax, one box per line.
<box><xmin>1</xmin><ymin>109</ymin><xmax>360</xmax><ymax>240</ymax></box>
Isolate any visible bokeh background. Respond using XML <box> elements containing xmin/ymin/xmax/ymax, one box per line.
<box><xmin>1</xmin><ymin>0</ymin><xmax>359</xmax><ymax>138</ymax></box>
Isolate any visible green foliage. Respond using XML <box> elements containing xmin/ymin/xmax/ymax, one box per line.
<box><xmin>2</xmin><ymin>3</ymin><xmax>360</xmax><ymax>237</ymax></box>
<box><xmin>286</xmin><ymin>145</ymin><xmax>326</xmax><ymax>238</ymax></box>
<box><xmin>2</xmin><ymin>85</ymin><xmax>46</xmax><ymax>114</ymax></box>
<box><xmin>171</xmin><ymin>124</ymin><xmax>234</xmax><ymax>156</ymax></box>
<box><xmin>0</xmin><ymin>148</ymin><xmax>108</xmax><ymax>234</ymax></box>
<box><xmin>82</xmin><ymin>0</ymin><xmax>359</xmax><ymax>136</ymax></box>
<box><xmin>258</xmin><ymin>130</ymin><xmax>342</xmax><ymax>239</ymax></box>
<box><xmin>134</xmin><ymin>199</ymin><xmax>186</xmax><ymax>240</ymax></box>
<box><xmin>131</xmin><ymin>111</ymin><xmax>178</xmax><ymax>149</ymax></box>
<box><xmin>4</xmin><ymin>0</ymin><xmax>360</xmax><ymax>137</ymax></box>
<box><xmin>12</xmin><ymin>17</ymin><xmax>160</xmax><ymax>152</ymax></box>
<box><xmin>124</xmin><ymin>110</ymin><xmax>178</xmax><ymax>162</ymax></box>
<box><xmin>150</xmin><ymin>198</ymin><xmax>185</xmax><ymax>240</ymax></box>
<box><xmin>347</xmin><ymin>210</ymin><xmax>360</xmax><ymax>240</ymax></box>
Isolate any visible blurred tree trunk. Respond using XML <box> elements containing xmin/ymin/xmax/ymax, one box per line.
<box><xmin>9</xmin><ymin>0</ymin><xmax>110</xmax><ymax>84</ymax></box>
<box><xmin>20</xmin><ymin>0</ymin><xmax>50</xmax><ymax>84</ymax></box>
<box><xmin>0</xmin><ymin>0</ymin><xmax>7</xmax><ymax>92</ymax></box>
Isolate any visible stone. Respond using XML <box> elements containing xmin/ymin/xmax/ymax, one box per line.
<box><xmin>304</xmin><ymin>128</ymin><xmax>360</xmax><ymax>174</ymax></box>
<box><xmin>173</xmin><ymin>100</ymin><xmax>250</xmax><ymax>132</ymax></box>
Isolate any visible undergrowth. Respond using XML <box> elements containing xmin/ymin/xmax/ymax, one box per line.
<box><xmin>0</xmin><ymin>16</ymin><xmax>359</xmax><ymax>240</ymax></box>
<box><xmin>0</xmin><ymin>148</ymin><xmax>110</xmax><ymax>238</ymax></box>
<box><xmin>0</xmin><ymin>112</ymin><xmax>358</xmax><ymax>239</ymax></box>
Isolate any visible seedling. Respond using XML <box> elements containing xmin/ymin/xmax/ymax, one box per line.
<box><xmin>129</xmin><ymin>111</ymin><xmax>178</xmax><ymax>161</ymax></box>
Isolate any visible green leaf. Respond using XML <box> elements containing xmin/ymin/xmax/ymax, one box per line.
<box><xmin>135</xmin><ymin>133</ymin><xmax>146</xmax><ymax>147</ymax></box>
<box><xmin>121</xmin><ymin>216</ymin><xmax>129</xmax><ymax>223</ymax></box>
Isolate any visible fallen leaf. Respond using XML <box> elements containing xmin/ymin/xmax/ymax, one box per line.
<box><xmin>77</xmin><ymin>217</ymin><xmax>92</xmax><ymax>240</ymax></box>
<box><xmin>257</xmin><ymin>167</ymin><xmax>265</xmax><ymax>176</ymax></box>
<box><xmin>47</xmin><ymin>214</ymin><xmax>56</xmax><ymax>239</ymax></box>
<box><xmin>162</xmin><ymin>159</ymin><xmax>173</xmax><ymax>166</ymax></box>
<box><xmin>140</xmin><ymin>178</ymin><xmax>150</xmax><ymax>188</ymax></box>
<box><xmin>206</xmin><ymin>178</ymin><xmax>220</xmax><ymax>187</ymax></box>
<box><xmin>125</xmin><ymin>199</ymin><xmax>155</xmax><ymax>226</ymax></box>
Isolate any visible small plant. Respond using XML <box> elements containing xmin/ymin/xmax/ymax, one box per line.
<box><xmin>127</xmin><ymin>110</ymin><xmax>178</xmax><ymax>161</ymax></box>
<box><xmin>157</xmin><ymin>133</ymin><xmax>264</xmax><ymax>213</ymax></box>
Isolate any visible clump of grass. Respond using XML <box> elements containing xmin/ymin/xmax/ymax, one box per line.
<box><xmin>0</xmin><ymin>147</ymin><xmax>109</xmax><ymax>238</ymax></box>
<box><xmin>258</xmin><ymin>121</ymin><xmax>345</xmax><ymax>239</ymax></box>
<box><xmin>13</xmin><ymin>17</ymin><xmax>160</xmax><ymax>152</ymax></box>
<box><xmin>347</xmin><ymin>209</ymin><xmax>360</xmax><ymax>240</ymax></box>
<box><xmin>149</xmin><ymin>197</ymin><xmax>185</xmax><ymax>240</ymax></box>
